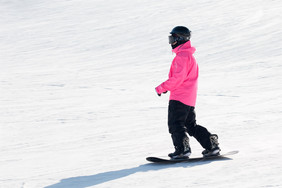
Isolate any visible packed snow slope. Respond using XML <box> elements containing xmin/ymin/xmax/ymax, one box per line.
<box><xmin>1</xmin><ymin>0</ymin><xmax>282</xmax><ymax>187</ymax></box>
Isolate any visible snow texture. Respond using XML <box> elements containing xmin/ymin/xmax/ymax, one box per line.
<box><xmin>1</xmin><ymin>0</ymin><xmax>282</xmax><ymax>187</ymax></box>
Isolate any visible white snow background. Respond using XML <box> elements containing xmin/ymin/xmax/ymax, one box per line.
<box><xmin>1</xmin><ymin>0</ymin><xmax>282</xmax><ymax>187</ymax></box>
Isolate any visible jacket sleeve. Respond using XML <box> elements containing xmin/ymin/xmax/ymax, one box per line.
<box><xmin>160</xmin><ymin>56</ymin><xmax>189</xmax><ymax>91</ymax></box>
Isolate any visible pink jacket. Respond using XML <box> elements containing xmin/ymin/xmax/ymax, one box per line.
<box><xmin>156</xmin><ymin>41</ymin><xmax>198</xmax><ymax>107</ymax></box>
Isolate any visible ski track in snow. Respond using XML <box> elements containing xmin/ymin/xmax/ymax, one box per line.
<box><xmin>1</xmin><ymin>0</ymin><xmax>282</xmax><ymax>187</ymax></box>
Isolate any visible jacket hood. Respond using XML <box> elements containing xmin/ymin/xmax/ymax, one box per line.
<box><xmin>172</xmin><ymin>40</ymin><xmax>196</xmax><ymax>54</ymax></box>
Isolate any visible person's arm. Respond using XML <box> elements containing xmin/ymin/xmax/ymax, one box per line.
<box><xmin>156</xmin><ymin>56</ymin><xmax>188</xmax><ymax>94</ymax></box>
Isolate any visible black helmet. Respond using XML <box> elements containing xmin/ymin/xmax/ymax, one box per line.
<box><xmin>168</xmin><ymin>26</ymin><xmax>191</xmax><ymax>45</ymax></box>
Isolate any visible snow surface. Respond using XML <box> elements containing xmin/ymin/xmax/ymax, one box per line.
<box><xmin>1</xmin><ymin>0</ymin><xmax>282</xmax><ymax>187</ymax></box>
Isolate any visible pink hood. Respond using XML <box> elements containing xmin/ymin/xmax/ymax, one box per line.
<box><xmin>156</xmin><ymin>41</ymin><xmax>198</xmax><ymax>107</ymax></box>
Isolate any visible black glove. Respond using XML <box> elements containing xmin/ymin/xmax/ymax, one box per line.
<box><xmin>156</xmin><ymin>90</ymin><xmax>167</xmax><ymax>97</ymax></box>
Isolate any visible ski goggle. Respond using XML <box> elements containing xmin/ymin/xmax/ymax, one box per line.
<box><xmin>168</xmin><ymin>35</ymin><xmax>176</xmax><ymax>44</ymax></box>
<box><xmin>168</xmin><ymin>34</ymin><xmax>190</xmax><ymax>44</ymax></box>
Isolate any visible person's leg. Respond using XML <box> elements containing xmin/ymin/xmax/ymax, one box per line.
<box><xmin>168</xmin><ymin>100</ymin><xmax>191</xmax><ymax>158</ymax></box>
<box><xmin>185</xmin><ymin>107</ymin><xmax>219</xmax><ymax>153</ymax></box>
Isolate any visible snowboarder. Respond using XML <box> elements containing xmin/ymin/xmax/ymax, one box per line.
<box><xmin>155</xmin><ymin>26</ymin><xmax>221</xmax><ymax>159</ymax></box>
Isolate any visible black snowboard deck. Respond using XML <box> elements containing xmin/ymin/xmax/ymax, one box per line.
<box><xmin>146</xmin><ymin>150</ymin><xmax>239</xmax><ymax>164</ymax></box>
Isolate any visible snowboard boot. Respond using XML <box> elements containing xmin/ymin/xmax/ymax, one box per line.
<box><xmin>168</xmin><ymin>136</ymin><xmax>191</xmax><ymax>159</ymax></box>
<box><xmin>202</xmin><ymin>134</ymin><xmax>221</xmax><ymax>157</ymax></box>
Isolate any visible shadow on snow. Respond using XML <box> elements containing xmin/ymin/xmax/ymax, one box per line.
<box><xmin>45</xmin><ymin>157</ymin><xmax>231</xmax><ymax>188</ymax></box>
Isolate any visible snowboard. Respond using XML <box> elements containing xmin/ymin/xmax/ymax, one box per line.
<box><xmin>146</xmin><ymin>150</ymin><xmax>239</xmax><ymax>163</ymax></box>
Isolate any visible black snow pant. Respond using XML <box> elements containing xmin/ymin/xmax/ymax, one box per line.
<box><xmin>168</xmin><ymin>100</ymin><xmax>212</xmax><ymax>150</ymax></box>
